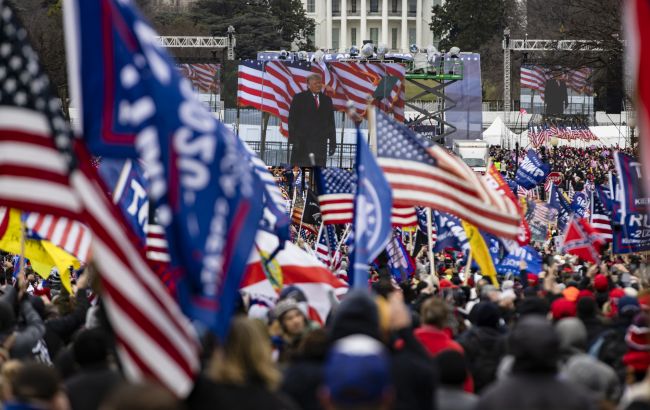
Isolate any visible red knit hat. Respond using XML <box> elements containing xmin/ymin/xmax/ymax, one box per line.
<box><xmin>527</xmin><ymin>273</ymin><xmax>539</xmax><ymax>287</ymax></box>
<box><xmin>594</xmin><ymin>274</ymin><xmax>608</xmax><ymax>292</ymax></box>
<box><xmin>577</xmin><ymin>289</ymin><xmax>594</xmax><ymax>301</ymax></box>
<box><xmin>551</xmin><ymin>298</ymin><xmax>577</xmax><ymax>321</ymax></box>
<box><xmin>623</xmin><ymin>351</ymin><xmax>650</xmax><ymax>372</ymax></box>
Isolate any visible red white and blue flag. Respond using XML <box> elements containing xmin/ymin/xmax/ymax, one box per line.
<box><xmin>561</xmin><ymin>217</ymin><xmax>605</xmax><ymax>264</ymax></box>
<box><xmin>374</xmin><ymin>111</ymin><xmax>520</xmax><ymax>240</ymax></box>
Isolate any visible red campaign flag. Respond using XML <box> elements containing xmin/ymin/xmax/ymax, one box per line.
<box><xmin>625</xmin><ymin>0</ymin><xmax>650</xmax><ymax>200</ymax></box>
<box><xmin>560</xmin><ymin>217</ymin><xmax>605</xmax><ymax>264</ymax></box>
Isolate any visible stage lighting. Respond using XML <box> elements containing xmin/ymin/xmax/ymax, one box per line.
<box><xmin>449</xmin><ymin>46</ymin><xmax>460</xmax><ymax>57</ymax></box>
<box><xmin>297</xmin><ymin>51</ymin><xmax>308</xmax><ymax>61</ymax></box>
<box><xmin>279</xmin><ymin>49</ymin><xmax>289</xmax><ymax>60</ymax></box>
<box><xmin>349</xmin><ymin>45</ymin><xmax>359</xmax><ymax>56</ymax></box>
<box><xmin>409</xmin><ymin>44</ymin><xmax>419</xmax><ymax>53</ymax></box>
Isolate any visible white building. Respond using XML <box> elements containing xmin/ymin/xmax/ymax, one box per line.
<box><xmin>301</xmin><ymin>0</ymin><xmax>440</xmax><ymax>53</ymax></box>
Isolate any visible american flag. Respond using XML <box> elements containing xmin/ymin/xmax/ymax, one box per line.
<box><xmin>567</xmin><ymin>67</ymin><xmax>593</xmax><ymax>95</ymax></box>
<box><xmin>374</xmin><ymin>110</ymin><xmax>520</xmax><ymax>240</ymax></box>
<box><xmin>315</xmin><ymin>224</ymin><xmax>330</xmax><ymax>265</ymax></box>
<box><xmin>520</xmin><ymin>65</ymin><xmax>548</xmax><ymax>99</ymax></box>
<box><xmin>238</xmin><ymin>60</ymin><xmax>406</xmax><ymax>136</ymax></box>
<box><xmin>416</xmin><ymin>206</ymin><xmax>437</xmax><ymax>246</ymax></box>
<box><xmin>317</xmin><ymin>167</ymin><xmax>417</xmax><ymax>227</ymax></box>
<box><xmin>590</xmin><ymin>188</ymin><xmax>613</xmax><ymax>242</ymax></box>
<box><xmin>177</xmin><ymin>63</ymin><xmax>220</xmax><ymax>94</ymax></box>
<box><xmin>144</xmin><ymin>223</ymin><xmax>171</xmax><ymax>263</ymax></box>
<box><xmin>23</xmin><ymin>213</ymin><xmax>92</xmax><ymax>262</ymax></box>
<box><xmin>528</xmin><ymin>125</ymin><xmax>548</xmax><ymax>148</ymax></box>
<box><xmin>0</xmin><ymin>1</ymin><xmax>199</xmax><ymax>396</ymax></box>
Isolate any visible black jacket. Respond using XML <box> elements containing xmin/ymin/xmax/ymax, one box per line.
<box><xmin>457</xmin><ymin>326</ymin><xmax>506</xmax><ymax>393</ymax></box>
<box><xmin>476</xmin><ymin>373</ymin><xmax>595</xmax><ymax>410</ymax></box>
<box><xmin>288</xmin><ymin>90</ymin><xmax>336</xmax><ymax>167</ymax></box>
<box><xmin>187</xmin><ymin>377</ymin><xmax>299</xmax><ymax>410</ymax></box>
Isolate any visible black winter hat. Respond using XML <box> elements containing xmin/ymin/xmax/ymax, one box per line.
<box><xmin>329</xmin><ymin>290</ymin><xmax>380</xmax><ymax>343</ymax></box>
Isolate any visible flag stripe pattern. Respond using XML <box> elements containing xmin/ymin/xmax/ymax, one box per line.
<box><xmin>375</xmin><ymin>110</ymin><xmax>520</xmax><ymax>239</ymax></box>
<box><xmin>177</xmin><ymin>64</ymin><xmax>220</xmax><ymax>93</ymax></box>
<box><xmin>520</xmin><ymin>65</ymin><xmax>548</xmax><ymax>99</ymax></box>
<box><xmin>24</xmin><ymin>212</ymin><xmax>92</xmax><ymax>262</ymax></box>
<box><xmin>0</xmin><ymin>1</ymin><xmax>199</xmax><ymax>396</ymax></box>
<box><xmin>590</xmin><ymin>187</ymin><xmax>613</xmax><ymax>242</ymax></box>
<box><xmin>318</xmin><ymin>167</ymin><xmax>417</xmax><ymax>227</ymax></box>
<box><xmin>145</xmin><ymin>223</ymin><xmax>171</xmax><ymax>263</ymax></box>
<box><xmin>238</xmin><ymin>60</ymin><xmax>406</xmax><ymax>137</ymax></box>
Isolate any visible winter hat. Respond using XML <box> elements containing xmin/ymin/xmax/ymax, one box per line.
<box><xmin>625</xmin><ymin>313</ymin><xmax>650</xmax><ymax>351</ymax></box>
<box><xmin>469</xmin><ymin>301</ymin><xmax>500</xmax><ymax>328</ymax></box>
<box><xmin>329</xmin><ymin>291</ymin><xmax>380</xmax><ymax>342</ymax></box>
<box><xmin>555</xmin><ymin>317</ymin><xmax>587</xmax><ymax>352</ymax></box>
<box><xmin>510</xmin><ymin>315</ymin><xmax>560</xmax><ymax>373</ymax></box>
<box><xmin>527</xmin><ymin>273</ymin><xmax>539</xmax><ymax>287</ymax></box>
<box><xmin>577</xmin><ymin>289</ymin><xmax>594</xmax><ymax>301</ymax></box>
<box><xmin>594</xmin><ymin>274</ymin><xmax>608</xmax><ymax>292</ymax></box>
<box><xmin>551</xmin><ymin>298</ymin><xmax>577</xmax><ymax>321</ymax></box>
<box><xmin>273</xmin><ymin>298</ymin><xmax>301</xmax><ymax>322</ymax></box>
<box><xmin>563</xmin><ymin>355</ymin><xmax>620</xmax><ymax>402</ymax></box>
<box><xmin>324</xmin><ymin>334</ymin><xmax>391</xmax><ymax>406</ymax></box>
<box><xmin>562</xmin><ymin>286</ymin><xmax>580</xmax><ymax>303</ymax></box>
<box><xmin>439</xmin><ymin>278</ymin><xmax>457</xmax><ymax>289</ymax></box>
<box><xmin>577</xmin><ymin>297</ymin><xmax>598</xmax><ymax>319</ymax></box>
<box><xmin>618</xmin><ymin>296</ymin><xmax>641</xmax><ymax>318</ymax></box>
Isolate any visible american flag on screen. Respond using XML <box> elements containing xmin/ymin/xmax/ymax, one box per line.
<box><xmin>238</xmin><ymin>60</ymin><xmax>406</xmax><ymax>136</ymax></box>
<box><xmin>374</xmin><ymin>111</ymin><xmax>520</xmax><ymax>240</ymax></box>
<box><xmin>316</xmin><ymin>167</ymin><xmax>417</xmax><ymax>227</ymax></box>
<box><xmin>520</xmin><ymin>65</ymin><xmax>548</xmax><ymax>99</ymax></box>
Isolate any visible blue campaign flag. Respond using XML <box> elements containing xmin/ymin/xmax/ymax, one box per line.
<box><xmin>548</xmin><ymin>183</ymin><xmax>572</xmax><ymax>233</ymax></box>
<box><xmin>433</xmin><ymin>211</ymin><xmax>470</xmax><ymax>256</ymax></box>
<box><xmin>515</xmin><ymin>149</ymin><xmax>550</xmax><ymax>189</ymax></box>
<box><xmin>98</xmin><ymin>159</ymin><xmax>149</xmax><ymax>243</ymax></box>
<box><xmin>571</xmin><ymin>192</ymin><xmax>589</xmax><ymax>219</ymax></box>
<box><xmin>496</xmin><ymin>245</ymin><xmax>543</xmax><ymax>276</ymax></box>
<box><xmin>67</xmin><ymin>0</ymin><xmax>264</xmax><ymax>338</ymax></box>
<box><xmin>612</xmin><ymin>152</ymin><xmax>650</xmax><ymax>253</ymax></box>
<box><xmin>505</xmin><ymin>178</ymin><xmax>519</xmax><ymax>196</ymax></box>
<box><xmin>350</xmin><ymin>129</ymin><xmax>393</xmax><ymax>288</ymax></box>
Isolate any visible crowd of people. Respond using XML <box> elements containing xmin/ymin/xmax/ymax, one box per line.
<box><xmin>0</xmin><ymin>237</ymin><xmax>647</xmax><ymax>410</ymax></box>
<box><xmin>489</xmin><ymin>146</ymin><xmax>636</xmax><ymax>190</ymax></box>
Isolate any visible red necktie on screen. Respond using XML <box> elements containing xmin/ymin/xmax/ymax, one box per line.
<box><xmin>314</xmin><ymin>93</ymin><xmax>319</xmax><ymax>109</ymax></box>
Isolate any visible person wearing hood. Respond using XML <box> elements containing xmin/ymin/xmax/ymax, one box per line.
<box><xmin>273</xmin><ymin>298</ymin><xmax>313</xmax><ymax>363</ymax></box>
<box><xmin>457</xmin><ymin>301</ymin><xmax>506</xmax><ymax>393</ymax></box>
<box><xmin>556</xmin><ymin>317</ymin><xmax>621</xmax><ymax>406</ymax></box>
<box><xmin>577</xmin><ymin>295</ymin><xmax>606</xmax><ymax>349</ymax></box>
<box><xmin>328</xmin><ymin>290</ymin><xmax>437</xmax><ymax>410</ymax></box>
<box><xmin>0</xmin><ymin>280</ymin><xmax>47</xmax><ymax>361</ymax></box>
<box><xmin>477</xmin><ymin>315</ymin><xmax>595</xmax><ymax>410</ymax></box>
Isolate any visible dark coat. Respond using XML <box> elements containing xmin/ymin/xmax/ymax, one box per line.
<box><xmin>186</xmin><ymin>377</ymin><xmax>299</xmax><ymax>410</ymax></box>
<box><xmin>65</xmin><ymin>366</ymin><xmax>122</xmax><ymax>410</ymax></box>
<box><xmin>476</xmin><ymin>374</ymin><xmax>596</xmax><ymax>410</ymax></box>
<box><xmin>288</xmin><ymin>90</ymin><xmax>336</xmax><ymax>167</ymax></box>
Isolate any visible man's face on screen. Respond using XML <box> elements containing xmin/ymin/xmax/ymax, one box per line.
<box><xmin>308</xmin><ymin>77</ymin><xmax>323</xmax><ymax>93</ymax></box>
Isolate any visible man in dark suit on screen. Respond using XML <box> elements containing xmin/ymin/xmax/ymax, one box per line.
<box><xmin>288</xmin><ymin>73</ymin><xmax>336</xmax><ymax>167</ymax></box>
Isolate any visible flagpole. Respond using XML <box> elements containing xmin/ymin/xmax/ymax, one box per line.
<box><xmin>314</xmin><ymin>221</ymin><xmax>324</xmax><ymax>252</ymax></box>
<box><xmin>463</xmin><ymin>250</ymin><xmax>473</xmax><ymax>285</ymax></box>
<box><xmin>297</xmin><ymin>189</ymin><xmax>307</xmax><ymax>241</ymax></box>
<box><xmin>332</xmin><ymin>224</ymin><xmax>351</xmax><ymax>263</ymax></box>
<box><xmin>425</xmin><ymin>208</ymin><xmax>436</xmax><ymax>277</ymax></box>
<box><xmin>19</xmin><ymin>215</ymin><xmax>26</xmax><ymax>276</ymax></box>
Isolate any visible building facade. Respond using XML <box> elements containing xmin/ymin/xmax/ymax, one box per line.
<box><xmin>301</xmin><ymin>0</ymin><xmax>440</xmax><ymax>53</ymax></box>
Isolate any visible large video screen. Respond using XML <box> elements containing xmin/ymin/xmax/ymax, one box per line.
<box><xmin>520</xmin><ymin>65</ymin><xmax>594</xmax><ymax>115</ymax></box>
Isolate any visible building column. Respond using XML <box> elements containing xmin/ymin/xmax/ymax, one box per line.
<box><xmin>341</xmin><ymin>0</ymin><xmax>347</xmax><ymax>50</ymax></box>
<box><xmin>415</xmin><ymin>0</ymin><xmax>422</xmax><ymax>48</ymax></box>
<box><xmin>401</xmin><ymin>0</ymin><xmax>407</xmax><ymax>51</ymax></box>
<box><xmin>381</xmin><ymin>0</ymin><xmax>388</xmax><ymax>45</ymax></box>
<box><xmin>326</xmin><ymin>0</ymin><xmax>333</xmax><ymax>49</ymax></box>
<box><xmin>360</xmin><ymin>0</ymin><xmax>367</xmax><ymax>42</ymax></box>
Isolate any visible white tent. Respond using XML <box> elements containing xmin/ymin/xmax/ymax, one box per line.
<box><xmin>482</xmin><ymin>117</ymin><xmax>519</xmax><ymax>147</ymax></box>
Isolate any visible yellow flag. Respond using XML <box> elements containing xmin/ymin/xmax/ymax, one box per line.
<box><xmin>461</xmin><ymin>220</ymin><xmax>499</xmax><ymax>288</ymax></box>
<box><xmin>0</xmin><ymin>209</ymin><xmax>76</xmax><ymax>293</ymax></box>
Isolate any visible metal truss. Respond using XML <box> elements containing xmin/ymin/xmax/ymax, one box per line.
<box><xmin>155</xmin><ymin>36</ymin><xmax>230</xmax><ymax>48</ymax></box>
